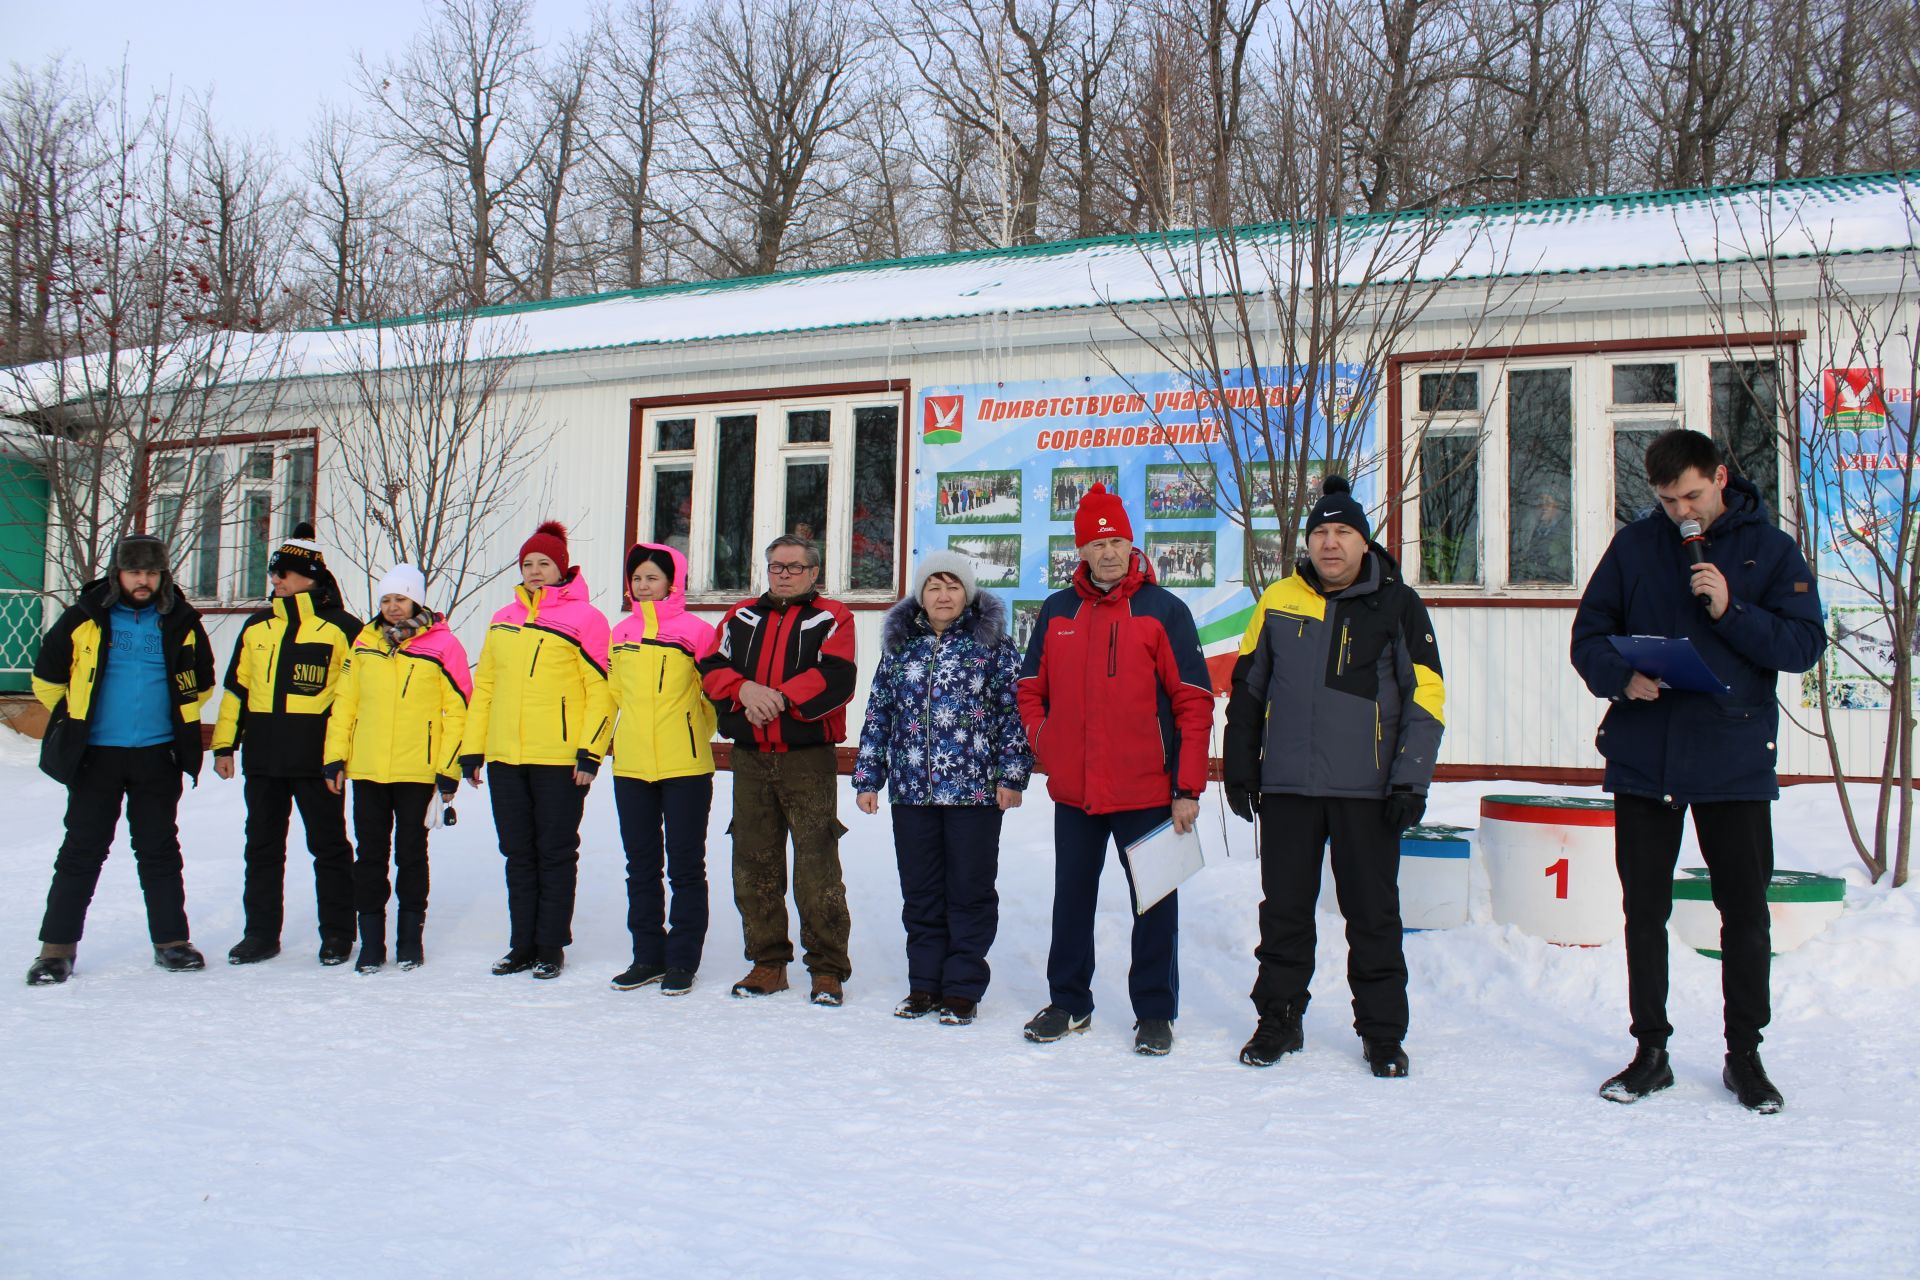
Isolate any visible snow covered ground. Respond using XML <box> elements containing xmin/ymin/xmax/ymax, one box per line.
<box><xmin>3</xmin><ymin>733</ymin><xmax>1916</xmax><ymax>1278</ymax></box>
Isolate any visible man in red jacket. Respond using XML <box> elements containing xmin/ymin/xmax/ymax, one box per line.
<box><xmin>698</xmin><ymin>534</ymin><xmax>859</xmax><ymax>1007</ymax></box>
<box><xmin>1016</xmin><ymin>483</ymin><xmax>1215</xmax><ymax>1055</ymax></box>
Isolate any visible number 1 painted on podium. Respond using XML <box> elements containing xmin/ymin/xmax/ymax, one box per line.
<box><xmin>1544</xmin><ymin>858</ymin><xmax>1569</xmax><ymax>900</ymax></box>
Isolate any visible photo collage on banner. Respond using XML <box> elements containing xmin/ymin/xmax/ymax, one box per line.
<box><xmin>917</xmin><ymin>368</ymin><xmax>1373</xmax><ymax>687</ymax></box>
<box><xmin>1805</xmin><ymin>368</ymin><xmax>1920</xmax><ymax>709</ymax></box>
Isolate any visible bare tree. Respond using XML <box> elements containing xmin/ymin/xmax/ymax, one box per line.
<box><xmin>0</xmin><ymin>60</ymin><xmax>110</xmax><ymax>368</ymax></box>
<box><xmin>667</xmin><ymin>0</ymin><xmax>870</xmax><ymax>275</ymax></box>
<box><xmin>356</xmin><ymin>0</ymin><xmax>548</xmax><ymax>307</ymax></box>
<box><xmin>591</xmin><ymin>0</ymin><xmax>678</xmax><ymax>289</ymax></box>
<box><xmin>1611</xmin><ymin>0</ymin><xmax>1759</xmax><ymax>189</ymax></box>
<box><xmin>182</xmin><ymin>108</ymin><xmax>301</xmax><ymax>332</ymax></box>
<box><xmin>0</xmin><ymin>78</ymin><xmax>292</xmax><ymax>595</ymax></box>
<box><xmin>299</xmin><ymin>108</ymin><xmax>422</xmax><ymax>324</ymax></box>
<box><xmin>1686</xmin><ymin>187</ymin><xmax>1920</xmax><ymax>886</ymax></box>
<box><xmin>494</xmin><ymin>36</ymin><xmax>598</xmax><ymax>300</ymax></box>
<box><xmin>313</xmin><ymin>309</ymin><xmax>555</xmax><ymax>624</ymax></box>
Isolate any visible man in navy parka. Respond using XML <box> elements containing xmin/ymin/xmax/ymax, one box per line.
<box><xmin>1571</xmin><ymin>428</ymin><xmax>1825</xmax><ymax>1114</ymax></box>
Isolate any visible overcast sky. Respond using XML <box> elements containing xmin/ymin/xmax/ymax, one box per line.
<box><xmin>5</xmin><ymin>0</ymin><xmax>598</xmax><ymax>150</ymax></box>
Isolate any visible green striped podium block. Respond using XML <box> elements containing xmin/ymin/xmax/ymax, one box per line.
<box><xmin>1671</xmin><ymin>868</ymin><xmax>1846</xmax><ymax>958</ymax></box>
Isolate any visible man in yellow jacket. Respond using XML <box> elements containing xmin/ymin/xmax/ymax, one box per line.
<box><xmin>212</xmin><ymin>524</ymin><xmax>363</xmax><ymax>966</ymax></box>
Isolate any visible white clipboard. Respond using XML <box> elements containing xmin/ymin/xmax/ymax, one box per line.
<box><xmin>1123</xmin><ymin>819</ymin><xmax>1207</xmax><ymax>915</ymax></box>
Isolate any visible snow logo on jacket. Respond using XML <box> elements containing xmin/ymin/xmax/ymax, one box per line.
<box><xmin>1016</xmin><ymin>549</ymin><xmax>1214</xmax><ymax>814</ymax></box>
<box><xmin>609</xmin><ymin>542</ymin><xmax>719</xmax><ymax>781</ymax></box>
<box><xmin>462</xmin><ymin>569</ymin><xmax>614</xmax><ymax>773</ymax></box>
<box><xmin>1223</xmin><ymin>544</ymin><xmax>1445</xmax><ymax>801</ymax></box>
<box><xmin>852</xmin><ymin>593</ymin><xmax>1033</xmax><ymax>806</ymax></box>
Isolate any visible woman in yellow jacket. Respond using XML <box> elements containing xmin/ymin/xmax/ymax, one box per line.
<box><xmin>607</xmin><ymin>541</ymin><xmax>718</xmax><ymax>995</ymax></box>
<box><xmin>460</xmin><ymin>522</ymin><xmax>613</xmax><ymax>980</ymax></box>
<box><xmin>322</xmin><ymin>564</ymin><xmax>471</xmax><ymax>974</ymax></box>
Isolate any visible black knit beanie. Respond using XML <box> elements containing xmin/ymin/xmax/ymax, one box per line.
<box><xmin>1303</xmin><ymin>476</ymin><xmax>1370</xmax><ymax>541</ymax></box>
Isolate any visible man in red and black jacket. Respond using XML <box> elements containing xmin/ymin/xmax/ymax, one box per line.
<box><xmin>1016</xmin><ymin>483</ymin><xmax>1215</xmax><ymax>1056</ymax></box>
<box><xmin>699</xmin><ymin>534</ymin><xmax>859</xmax><ymax>1006</ymax></box>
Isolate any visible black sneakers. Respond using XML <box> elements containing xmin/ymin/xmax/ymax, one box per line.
<box><xmin>26</xmin><ymin>956</ymin><xmax>73</xmax><ymax>985</ymax></box>
<box><xmin>1239</xmin><ymin>1010</ymin><xmax>1305</xmax><ymax>1067</ymax></box>
<box><xmin>1023</xmin><ymin>1005</ymin><xmax>1091</xmax><ymax>1043</ymax></box>
<box><xmin>1600</xmin><ymin>1044</ymin><xmax>1675</xmax><ymax>1104</ymax></box>
<box><xmin>228</xmin><ymin>936</ymin><xmax>281</xmax><ymax>965</ymax></box>
<box><xmin>661</xmin><ymin>968</ymin><xmax>696</xmax><ymax>996</ymax></box>
<box><xmin>1723</xmin><ymin>1049</ymin><xmax>1784</xmax><ymax>1114</ymax></box>
<box><xmin>153</xmin><ymin>944</ymin><xmax>206</xmax><ymax>972</ymax></box>
<box><xmin>491</xmin><ymin>947</ymin><xmax>536</xmax><ymax>976</ymax></box>
<box><xmin>611</xmin><ymin>963</ymin><xmax>668</xmax><ymax>991</ymax></box>
<box><xmin>1133</xmin><ymin>1019</ymin><xmax>1175</xmax><ymax>1056</ymax></box>
<box><xmin>318</xmin><ymin>934</ymin><xmax>353</xmax><ymax>966</ymax></box>
<box><xmin>1364</xmin><ymin>1038</ymin><xmax>1411</xmax><ymax>1078</ymax></box>
<box><xmin>894</xmin><ymin>991</ymin><xmax>940</xmax><ymax>1019</ymax></box>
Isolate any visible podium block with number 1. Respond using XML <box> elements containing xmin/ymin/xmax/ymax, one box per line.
<box><xmin>1479</xmin><ymin>795</ymin><xmax>1623</xmax><ymax>946</ymax></box>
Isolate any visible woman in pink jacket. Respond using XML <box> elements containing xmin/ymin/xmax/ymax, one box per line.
<box><xmin>607</xmin><ymin>542</ymin><xmax>718</xmax><ymax>994</ymax></box>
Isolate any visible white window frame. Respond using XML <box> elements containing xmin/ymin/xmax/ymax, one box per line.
<box><xmin>145</xmin><ymin>437</ymin><xmax>319</xmax><ymax>607</ymax></box>
<box><xmin>1400</xmin><ymin>346</ymin><xmax>1793</xmax><ymax>598</ymax></box>
<box><xmin>636</xmin><ymin>392</ymin><xmax>905</xmax><ymax>603</ymax></box>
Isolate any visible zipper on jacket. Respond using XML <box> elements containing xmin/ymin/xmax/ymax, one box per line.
<box><xmin>528</xmin><ymin>638</ymin><xmax>544</xmax><ymax>676</ymax></box>
<box><xmin>1337</xmin><ymin>619</ymin><xmax>1351</xmax><ymax>675</ymax></box>
<box><xmin>686</xmin><ymin>712</ymin><xmax>697</xmax><ymax>757</ymax></box>
<box><xmin>1106</xmin><ymin>623</ymin><xmax>1118</xmax><ymax>678</ymax></box>
<box><xmin>657</xmin><ymin>657</ymin><xmax>666</xmax><ymax>693</ymax></box>
<box><xmin>401</xmin><ymin>667</ymin><xmax>414</xmax><ymax>697</ymax></box>
<box><xmin>1374</xmin><ymin>704</ymin><xmax>1382</xmax><ymax>769</ymax></box>
<box><xmin>560</xmin><ymin>696</ymin><xmax>568</xmax><ymax>742</ymax></box>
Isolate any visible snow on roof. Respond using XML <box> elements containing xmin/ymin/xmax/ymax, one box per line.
<box><xmin>6</xmin><ymin>171</ymin><xmax>1917</xmax><ymax>411</ymax></box>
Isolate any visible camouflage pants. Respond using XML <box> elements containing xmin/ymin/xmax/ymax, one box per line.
<box><xmin>730</xmin><ymin>745</ymin><xmax>852</xmax><ymax>979</ymax></box>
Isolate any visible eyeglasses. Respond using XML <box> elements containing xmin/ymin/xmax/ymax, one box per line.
<box><xmin>766</xmin><ymin>561</ymin><xmax>816</xmax><ymax>576</ymax></box>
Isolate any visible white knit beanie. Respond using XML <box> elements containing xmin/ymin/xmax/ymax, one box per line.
<box><xmin>912</xmin><ymin>550</ymin><xmax>978</xmax><ymax>605</ymax></box>
<box><xmin>375</xmin><ymin>563</ymin><xmax>430</xmax><ymax>611</ymax></box>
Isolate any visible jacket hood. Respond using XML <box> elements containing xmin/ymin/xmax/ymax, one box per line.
<box><xmin>1071</xmin><ymin>546</ymin><xmax>1153</xmax><ymax>602</ymax></box>
<box><xmin>883</xmin><ymin>590</ymin><xmax>1010</xmax><ymax>650</ymax></box>
<box><xmin>517</xmin><ymin>566</ymin><xmax>593</xmax><ymax>610</ymax></box>
<box><xmin>624</xmin><ymin>541</ymin><xmax>691</xmax><ymax>617</ymax></box>
<box><xmin>1635</xmin><ymin>472</ymin><xmax>1773</xmax><ymax>546</ymax></box>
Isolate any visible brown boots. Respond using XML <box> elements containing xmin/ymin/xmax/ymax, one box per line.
<box><xmin>730</xmin><ymin>963</ymin><xmax>790</xmax><ymax>998</ymax></box>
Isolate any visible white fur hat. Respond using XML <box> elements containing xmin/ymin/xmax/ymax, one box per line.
<box><xmin>375</xmin><ymin>563</ymin><xmax>429</xmax><ymax>610</ymax></box>
<box><xmin>911</xmin><ymin>550</ymin><xmax>978</xmax><ymax>605</ymax></box>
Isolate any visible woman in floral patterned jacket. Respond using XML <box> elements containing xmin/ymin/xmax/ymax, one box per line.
<box><xmin>853</xmin><ymin>551</ymin><xmax>1032</xmax><ymax>1027</ymax></box>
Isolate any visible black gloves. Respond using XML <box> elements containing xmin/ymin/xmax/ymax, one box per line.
<box><xmin>1383</xmin><ymin>788</ymin><xmax>1426</xmax><ymax>833</ymax></box>
<box><xmin>1226</xmin><ymin>785</ymin><xmax>1260</xmax><ymax>823</ymax></box>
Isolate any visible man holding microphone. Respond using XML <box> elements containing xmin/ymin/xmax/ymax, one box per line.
<box><xmin>1571</xmin><ymin>429</ymin><xmax>1825</xmax><ymax>1113</ymax></box>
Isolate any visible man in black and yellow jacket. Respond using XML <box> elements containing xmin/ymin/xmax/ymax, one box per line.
<box><xmin>1223</xmin><ymin>477</ymin><xmax>1446</xmax><ymax>1079</ymax></box>
<box><xmin>26</xmin><ymin>534</ymin><xmax>215</xmax><ymax>985</ymax></box>
<box><xmin>211</xmin><ymin>523</ymin><xmax>363</xmax><ymax>966</ymax></box>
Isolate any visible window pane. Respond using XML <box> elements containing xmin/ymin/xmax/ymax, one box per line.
<box><xmin>656</xmin><ymin>418</ymin><xmax>695</xmax><ymax>452</ymax></box>
<box><xmin>851</xmin><ymin>406</ymin><xmax>898</xmax><ymax>590</ymax></box>
<box><xmin>1507</xmin><ymin>368</ymin><xmax>1573</xmax><ymax>584</ymax></box>
<box><xmin>651</xmin><ymin>467</ymin><xmax>692</xmax><ymax>555</ymax></box>
<box><xmin>787</xmin><ymin>408</ymin><xmax>830</xmax><ymax>444</ymax></box>
<box><xmin>1612</xmin><ymin>363</ymin><xmax>1676</xmax><ymax>405</ymax></box>
<box><xmin>154</xmin><ymin>494</ymin><xmax>184</xmax><ymax>552</ymax></box>
<box><xmin>1612</xmin><ymin>425</ymin><xmax>1667</xmax><ymax>528</ymax></box>
<box><xmin>711</xmin><ymin>414</ymin><xmax>756</xmax><ymax>592</ymax></box>
<box><xmin>784</xmin><ymin>460</ymin><xmax>829</xmax><ymax>577</ymax></box>
<box><xmin>281</xmin><ymin>448</ymin><xmax>314</xmax><ymax>530</ymax></box>
<box><xmin>153</xmin><ymin>455</ymin><xmax>187</xmax><ymax>486</ymax></box>
<box><xmin>1711</xmin><ymin>361</ymin><xmax>1781</xmax><ymax>519</ymax></box>
<box><xmin>194</xmin><ymin>455</ymin><xmax>224</xmax><ymax>598</ymax></box>
<box><xmin>244</xmin><ymin>449</ymin><xmax>274</xmax><ymax>480</ymax></box>
<box><xmin>242</xmin><ymin>492</ymin><xmax>271</xmax><ymax>599</ymax></box>
<box><xmin>1419</xmin><ymin>371</ymin><xmax>1479</xmax><ymax>413</ymax></box>
<box><xmin>1420</xmin><ymin>435</ymin><xmax>1481</xmax><ymax>584</ymax></box>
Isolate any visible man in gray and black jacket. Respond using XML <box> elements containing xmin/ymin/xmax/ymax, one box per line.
<box><xmin>1222</xmin><ymin>476</ymin><xmax>1446</xmax><ymax>1078</ymax></box>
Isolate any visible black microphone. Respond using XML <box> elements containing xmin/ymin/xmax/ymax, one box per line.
<box><xmin>1680</xmin><ymin>518</ymin><xmax>1710</xmax><ymax>607</ymax></box>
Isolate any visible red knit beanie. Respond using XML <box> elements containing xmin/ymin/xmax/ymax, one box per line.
<box><xmin>519</xmin><ymin>520</ymin><xmax>571</xmax><ymax>576</ymax></box>
<box><xmin>1074</xmin><ymin>482</ymin><xmax>1133</xmax><ymax>545</ymax></box>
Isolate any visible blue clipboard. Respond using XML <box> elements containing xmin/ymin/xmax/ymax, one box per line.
<box><xmin>1607</xmin><ymin>634</ymin><xmax>1732</xmax><ymax>694</ymax></box>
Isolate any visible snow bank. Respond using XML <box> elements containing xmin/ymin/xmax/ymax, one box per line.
<box><xmin>2</xmin><ymin>764</ymin><xmax>1914</xmax><ymax>1277</ymax></box>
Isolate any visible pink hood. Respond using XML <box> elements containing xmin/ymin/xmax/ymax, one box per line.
<box><xmin>400</xmin><ymin>616</ymin><xmax>475</xmax><ymax>700</ymax></box>
<box><xmin>491</xmin><ymin>568</ymin><xmax>611</xmax><ymax>671</ymax></box>
<box><xmin>611</xmin><ymin>542</ymin><xmax>716</xmax><ymax>659</ymax></box>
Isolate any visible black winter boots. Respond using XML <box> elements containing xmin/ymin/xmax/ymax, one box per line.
<box><xmin>355</xmin><ymin>913</ymin><xmax>387</xmax><ymax>974</ymax></box>
<box><xmin>395</xmin><ymin>911</ymin><xmax>426</xmax><ymax>971</ymax></box>
<box><xmin>1600</xmin><ymin>1044</ymin><xmax>1674</xmax><ymax>1104</ymax></box>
